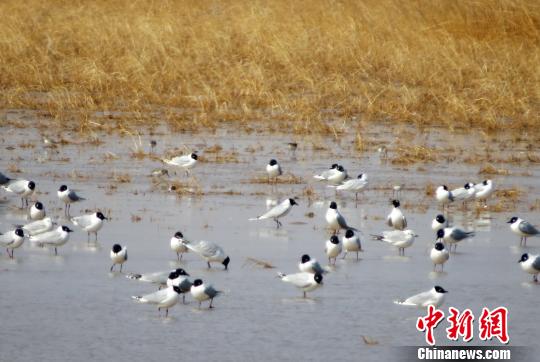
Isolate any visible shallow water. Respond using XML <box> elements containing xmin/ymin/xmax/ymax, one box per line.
<box><xmin>0</xmin><ymin>120</ymin><xmax>539</xmax><ymax>361</ymax></box>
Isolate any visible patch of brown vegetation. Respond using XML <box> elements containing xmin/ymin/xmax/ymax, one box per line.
<box><xmin>478</xmin><ymin>164</ymin><xmax>509</xmax><ymax>175</ymax></box>
<box><xmin>391</xmin><ymin>145</ymin><xmax>438</xmax><ymax>165</ymax></box>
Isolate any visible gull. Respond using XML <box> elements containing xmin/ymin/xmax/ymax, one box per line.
<box><xmin>149</xmin><ymin>140</ymin><xmax>157</xmax><ymax>153</ymax></box>
<box><xmin>394</xmin><ymin>286</ymin><xmax>448</xmax><ymax>308</ymax></box>
<box><xmin>378</xmin><ymin>145</ymin><xmax>388</xmax><ymax>160</ymax></box>
<box><xmin>181</xmin><ymin>240</ymin><xmax>230</xmax><ymax>270</ymax></box>
<box><xmin>170</xmin><ymin>231</ymin><xmax>189</xmax><ymax>260</ymax></box>
<box><xmin>0</xmin><ymin>228</ymin><xmax>25</xmax><ymax>258</ymax></box>
<box><xmin>0</xmin><ymin>171</ymin><xmax>12</xmax><ymax>186</ymax></box>
<box><xmin>431</xmin><ymin>214</ymin><xmax>448</xmax><ymax>232</ymax></box>
<box><xmin>132</xmin><ymin>285</ymin><xmax>182</xmax><ymax>317</ymax></box>
<box><xmin>326</xmin><ymin>201</ymin><xmax>358</xmax><ymax>234</ymax></box>
<box><xmin>313</xmin><ymin>164</ymin><xmax>339</xmax><ymax>181</ymax></box>
<box><xmin>266</xmin><ymin>159</ymin><xmax>282</xmax><ymax>183</ymax></box>
<box><xmin>325</xmin><ymin>235</ymin><xmax>342</xmax><ymax>265</ymax></box>
<box><xmin>57</xmin><ymin>185</ymin><xmax>85</xmax><ymax>216</ymax></box>
<box><xmin>435</xmin><ymin>185</ymin><xmax>454</xmax><ymax>210</ymax></box>
<box><xmin>371</xmin><ymin>229</ymin><xmax>417</xmax><ymax>256</ymax></box>
<box><xmin>190</xmin><ymin>279</ymin><xmax>221</xmax><ymax>308</ymax></box>
<box><xmin>474</xmin><ymin>180</ymin><xmax>494</xmax><ymax>205</ymax></box>
<box><xmin>277</xmin><ymin>272</ymin><xmax>323</xmax><ymax>298</ymax></box>
<box><xmin>329</xmin><ymin>173</ymin><xmax>368</xmax><ymax>201</ymax></box>
<box><xmin>342</xmin><ymin>229</ymin><xmax>363</xmax><ymax>260</ymax></box>
<box><xmin>324</xmin><ymin>165</ymin><xmax>348</xmax><ymax>185</ymax></box>
<box><xmin>29</xmin><ymin>225</ymin><xmax>73</xmax><ymax>255</ymax></box>
<box><xmin>3</xmin><ymin>180</ymin><xmax>36</xmax><ymax>208</ymax></box>
<box><xmin>127</xmin><ymin>268</ymin><xmax>190</xmax><ymax>289</ymax></box>
<box><xmin>430</xmin><ymin>242</ymin><xmax>450</xmax><ymax>272</ymax></box>
<box><xmin>163</xmin><ymin>153</ymin><xmax>198</xmax><ymax>175</ymax></box>
<box><xmin>451</xmin><ymin>183</ymin><xmax>475</xmax><ymax>203</ymax></box>
<box><xmin>518</xmin><ymin>253</ymin><xmax>540</xmax><ymax>282</ymax></box>
<box><xmin>436</xmin><ymin>228</ymin><xmax>474</xmax><ymax>252</ymax></box>
<box><xmin>150</xmin><ymin>168</ymin><xmax>169</xmax><ymax>178</ymax></box>
<box><xmin>29</xmin><ymin>201</ymin><xmax>46</xmax><ymax>220</ymax></box>
<box><xmin>167</xmin><ymin>270</ymin><xmax>193</xmax><ymax>304</ymax></box>
<box><xmin>387</xmin><ymin>200</ymin><xmax>407</xmax><ymax>230</ymax></box>
<box><xmin>508</xmin><ymin>217</ymin><xmax>539</xmax><ymax>246</ymax></box>
<box><xmin>72</xmin><ymin>211</ymin><xmax>108</xmax><ymax>242</ymax></box>
<box><xmin>19</xmin><ymin>217</ymin><xmax>55</xmax><ymax>236</ymax></box>
<box><xmin>110</xmin><ymin>244</ymin><xmax>128</xmax><ymax>272</ymax></box>
<box><xmin>249</xmin><ymin>198</ymin><xmax>298</xmax><ymax>228</ymax></box>
<box><xmin>298</xmin><ymin>254</ymin><xmax>327</xmax><ymax>274</ymax></box>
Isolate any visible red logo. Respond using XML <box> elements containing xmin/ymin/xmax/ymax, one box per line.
<box><xmin>416</xmin><ymin>305</ymin><xmax>445</xmax><ymax>346</ymax></box>
<box><xmin>479</xmin><ymin>307</ymin><xmax>509</xmax><ymax>344</ymax></box>
<box><xmin>446</xmin><ymin>307</ymin><xmax>474</xmax><ymax>342</ymax></box>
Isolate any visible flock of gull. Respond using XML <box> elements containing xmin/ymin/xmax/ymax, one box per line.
<box><xmin>1</xmin><ymin>145</ymin><xmax>539</xmax><ymax>316</ymax></box>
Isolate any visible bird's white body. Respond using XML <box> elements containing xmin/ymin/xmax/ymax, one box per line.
<box><xmin>22</xmin><ymin>217</ymin><xmax>54</xmax><ymax>236</ymax></box>
<box><xmin>72</xmin><ymin>213</ymin><xmax>104</xmax><ymax>233</ymax></box>
<box><xmin>431</xmin><ymin>217</ymin><xmax>448</xmax><ymax>232</ymax></box>
<box><xmin>298</xmin><ymin>259</ymin><xmax>326</xmax><ymax>274</ymax></box>
<box><xmin>170</xmin><ymin>235</ymin><xmax>188</xmax><ymax>254</ymax></box>
<box><xmin>343</xmin><ymin>233</ymin><xmax>362</xmax><ymax>253</ymax></box>
<box><xmin>396</xmin><ymin>287</ymin><xmax>446</xmax><ymax>308</ymax></box>
<box><xmin>387</xmin><ymin>207</ymin><xmax>407</xmax><ymax>230</ymax></box>
<box><xmin>3</xmin><ymin>180</ymin><xmax>34</xmax><ymax>197</ymax></box>
<box><xmin>325</xmin><ymin>238</ymin><xmax>342</xmax><ymax>261</ymax></box>
<box><xmin>133</xmin><ymin>286</ymin><xmax>180</xmax><ymax>309</ymax></box>
<box><xmin>279</xmin><ymin>272</ymin><xmax>323</xmax><ymax>294</ymax></box>
<box><xmin>266</xmin><ymin>162</ymin><xmax>282</xmax><ymax>179</ymax></box>
<box><xmin>0</xmin><ymin>230</ymin><xmax>25</xmax><ymax>252</ymax></box>
<box><xmin>377</xmin><ymin>230</ymin><xmax>416</xmax><ymax>249</ymax></box>
<box><xmin>29</xmin><ymin>226</ymin><xmax>70</xmax><ymax>248</ymax></box>
<box><xmin>430</xmin><ymin>245</ymin><xmax>450</xmax><ymax>268</ymax></box>
<box><xmin>335</xmin><ymin>175</ymin><xmax>368</xmax><ymax>192</ymax></box>
<box><xmin>452</xmin><ymin>183</ymin><xmax>475</xmax><ymax>201</ymax></box>
<box><xmin>520</xmin><ymin>254</ymin><xmax>540</xmax><ymax>276</ymax></box>
<box><xmin>253</xmin><ymin>199</ymin><xmax>294</xmax><ymax>220</ymax></box>
<box><xmin>510</xmin><ymin>218</ymin><xmax>539</xmax><ymax>237</ymax></box>
<box><xmin>110</xmin><ymin>246</ymin><xmax>128</xmax><ymax>267</ymax></box>
<box><xmin>183</xmin><ymin>240</ymin><xmax>227</xmax><ymax>266</ymax></box>
<box><xmin>29</xmin><ymin>203</ymin><xmax>45</xmax><ymax>220</ymax></box>
<box><xmin>190</xmin><ymin>283</ymin><xmax>218</xmax><ymax>303</ymax></box>
<box><xmin>163</xmin><ymin>154</ymin><xmax>197</xmax><ymax>169</ymax></box>
<box><xmin>436</xmin><ymin>186</ymin><xmax>453</xmax><ymax>205</ymax></box>
<box><xmin>474</xmin><ymin>180</ymin><xmax>493</xmax><ymax>200</ymax></box>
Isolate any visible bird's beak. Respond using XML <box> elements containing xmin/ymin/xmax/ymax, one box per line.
<box><xmin>506</xmin><ymin>220</ymin><xmax>512</xmax><ymax>223</ymax></box>
<box><xmin>67</xmin><ymin>228</ymin><xmax>73</xmax><ymax>233</ymax></box>
<box><xmin>185</xmin><ymin>272</ymin><xmax>190</xmax><ymax>276</ymax></box>
<box><xmin>415</xmin><ymin>234</ymin><xmax>419</xmax><ymax>237</ymax></box>
<box><xmin>104</xmin><ymin>217</ymin><xmax>109</xmax><ymax>220</ymax></box>
<box><xmin>517</xmin><ymin>260</ymin><xmax>522</xmax><ymax>263</ymax></box>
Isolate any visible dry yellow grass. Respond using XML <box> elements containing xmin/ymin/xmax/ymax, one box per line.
<box><xmin>0</xmin><ymin>0</ymin><xmax>538</xmax><ymax>133</ymax></box>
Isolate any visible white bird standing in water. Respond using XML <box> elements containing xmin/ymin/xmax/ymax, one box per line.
<box><xmin>0</xmin><ymin>228</ymin><xmax>25</xmax><ymax>258</ymax></box>
<box><xmin>326</xmin><ymin>201</ymin><xmax>358</xmax><ymax>234</ymax></box>
<box><xmin>330</xmin><ymin>173</ymin><xmax>368</xmax><ymax>201</ymax></box>
<box><xmin>71</xmin><ymin>211</ymin><xmax>108</xmax><ymax>242</ymax></box>
<box><xmin>277</xmin><ymin>272</ymin><xmax>323</xmax><ymax>298</ymax></box>
<box><xmin>29</xmin><ymin>201</ymin><xmax>46</xmax><ymax>220</ymax></box>
<box><xmin>394</xmin><ymin>286</ymin><xmax>448</xmax><ymax>308</ymax></box>
<box><xmin>325</xmin><ymin>235</ymin><xmax>342</xmax><ymax>265</ymax></box>
<box><xmin>342</xmin><ymin>229</ymin><xmax>363</xmax><ymax>260</ymax></box>
<box><xmin>266</xmin><ymin>159</ymin><xmax>282</xmax><ymax>183</ymax></box>
<box><xmin>387</xmin><ymin>200</ymin><xmax>407</xmax><ymax>231</ymax></box>
<box><xmin>190</xmin><ymin>279</ymin><xmax>221</xmax><ymax>309</ymax></box>
<box><xmin>3</xmin><ymin>180</ymin><xmax>36</xmax><ymax>208</ymax></box>
<box><xmin>132</xmin><ymin>285</ymin><xmax>182</xmax><ymax>317</ymax></box>
<box><xmin>430</xmin><ymin>242</ymin><xmax>449</xmax><ymax>272</ymax></box>
<box><xmin>57</xmin><ymin>185</ymin><xmax>85</xmax><ymax>216</ymax></box>
<box><xmin>163</xmin><ymin>153</ymin><xmax>198</xmax><ymax>175</ymax></box>
<box><xmin>249</xmin><ymin>198</ymin><xmax>298</xmax><ymax>228</ymax></box>
<box><xmin>170</xmin><ymin>231</ymin><xmax>189</xmax><ymax>260</ymax></box>
<box><xmin>110</xmin><ymin>244</ymin><xmax>128</xmax><ymax>272</ymax></box>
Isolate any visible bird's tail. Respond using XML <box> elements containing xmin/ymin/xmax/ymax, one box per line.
<box><xmin>326</xmin><ymin>185</ymin><xmax>338</xmax><ymax>188</ymax></box>
<box><xmin>126</xmin><ymin>273</ymin><xmax>142</xmax><ymax>280</ymax></box>
<box><xmin>248</xmin><ymin>217</ymin><xmax>260</xmax><ymax>221</ymax></box>
<box><xmin>313</xmin><ymin>175</ymin><xmax>325</xmax><ymax>180</ymax></box>
<box><xmin>277</xmin><ymin>272</ymin><xmax>286</xmax><ymax>279</ymax></box>
<box><xmin>131</xmin><ymin>296</ymin><xmax>143</xmax><ymax>302</ymax></box>
<box><xmin>393</xmin><ymin>299</ymin><xmax>416</xmax><ymax>306</ymax></box>
<box><xmin>370</xmin><ymin>234</ymin><xmax>384</xmax><ymax>241</ymax></box>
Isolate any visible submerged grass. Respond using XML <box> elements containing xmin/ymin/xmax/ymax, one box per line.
<box><xmin>0</xmin><ymin>0</ymin><xmax>538</xmax><ymax>133</ymax></box>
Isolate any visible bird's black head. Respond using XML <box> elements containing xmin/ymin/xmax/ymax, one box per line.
<box><xmin>14</xmin><ymin>228</ymin><xmax>24</xmax><ymax>237</ymax></box>
<box><xmin>434</xmin><ymin>242</ymin><xmax>445</xmax><ymax>251</ymax></box>
<box><xmin>436</xmin><ymin>229</ymin><xmax>445</xmax><ymax>239</ymax></box>
<box><xmin>314</xmin><ymin>273</ymin><xmax>323</xmax><ymax>284</ymax></box>
<box><xmin>96</xmin><ymin>212</ymin><xmax>107</xmax><ymax>220</ymax></box>
<box><xmin>191</xmin><ymin>153</ymin><xmax>198</xmax><ymax>160</ymax></box>
<box><xmin>392</xmin><ymin>200</ymin><xmax>400</xmax><ymax>208</ymax></box>
<box><xmin>62</xmin><ymin>226</ymin><xmax>73</xmax><ymax>233</ymax></box>
<box><xmin>507</xmin><ymin>217</ymin><xmax>518</xmax><ymax>224</ymax></box>
<box><xmin>193</xmin><ymin>279</ymin><xmax>203</xmax><ymax>287</ymax></box>
<box><xmin>329</xmin><ymin>201</ymin><xmax>337</xmax><ymax>209</ymax></box>
<box><xmin>269</xmin><ymin>159</ymin><xmax>277</xmax><ymax>166</ymax></box>
<box><xmin>434</xmin><ymin>286</ymin><xmax>448</xmax><ymax>294</ymax></box>
<box><xmin>330</xmin><ymin>235</ymin><xmax>339</xmax><ymax>244</ymax></box>
<box><xmin>337</xmin><ymin>165</ymin><xmax>345</xmax><ymax>172</ymax></box>
<box><xmin>173</xmin><ymin>286</ymin><xmax>182</xmax><ymax>294</ymax></box>
<box><xmin>330</xmin><ymin>163</ymin><xmax>338</xmax><ymax>169</ymax></box>
<box><xmin>59</xmin><ymin>185</ymin><xmax>68</xmax><ymax>192</ymax></box>
<box><xmin>168</xmin><ymin>271</ymin><xmax>179</xmax><ymax>280</ymax></box>
<box><xmin>222</xmin><ymin>256</ymin><xmax>230</xmax><ymax>270</ymax></box>
<box><xmin>464</xmin><ymin>183</ymin><xmax>471</xmax><ymax>189</ymax></box>
<box><xmin>357</xmin><ymin>174</ymin><xmax>363</xmax><ymax>179</ymax></box>
<box><xmin>289</xmin><ymin>198</ymin><xmax>298</xmax><ymax>206</ymax></box>
<box><xmin>345</xmin><ymin>229</ymin><xmax>355</xmax><ymax>238</ymax></box>
<box><xmin>28</xmin><ymin>181</ymin><xmax>36</xmax><ymax>190</ymax></box>
<box><xmin>435</xmin><ymin>214</ymin><xmax>445</xmax><ymax>223</ymax></box>
<box><xmin>112</xmin><ymin>244</ymin><xmax>122</xmax><ymax>253</ymax></box>
<box><xmin>518</xmin><ymin>253</ymin><xmax>529</xmax><ymax>263</ymax></box>
<box><xmin>174</xmin><ymin>231</ymin><xmax>184</xmax><ymax>239</ymax></box>
<box><xmin>301</xmin><ymin>254</ymin><xmax>311</xmax><ymax>263</ymax></box>
<box><xmin>150</xmin><ymin>140</ymin><xmax>157</xmax><ymax>147</ymax></box>
<box><xmin>34</xmin><ymin>201</ymin><xmax>43</xmax><ymax>210</ymax></box>
<box><xmin>442</xmin><ymin>185</ymin><xmax>448</xmax><ymax>191</ymax></box>
<box><xmin>175</xmin><ymin>268</ymin><xmax>189</xmax><ymax>276</ymax></box>
<box><xmin>482</xmin><ymin>180</ymin><xmax>488</xmax><ymax>185</ymax></box>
